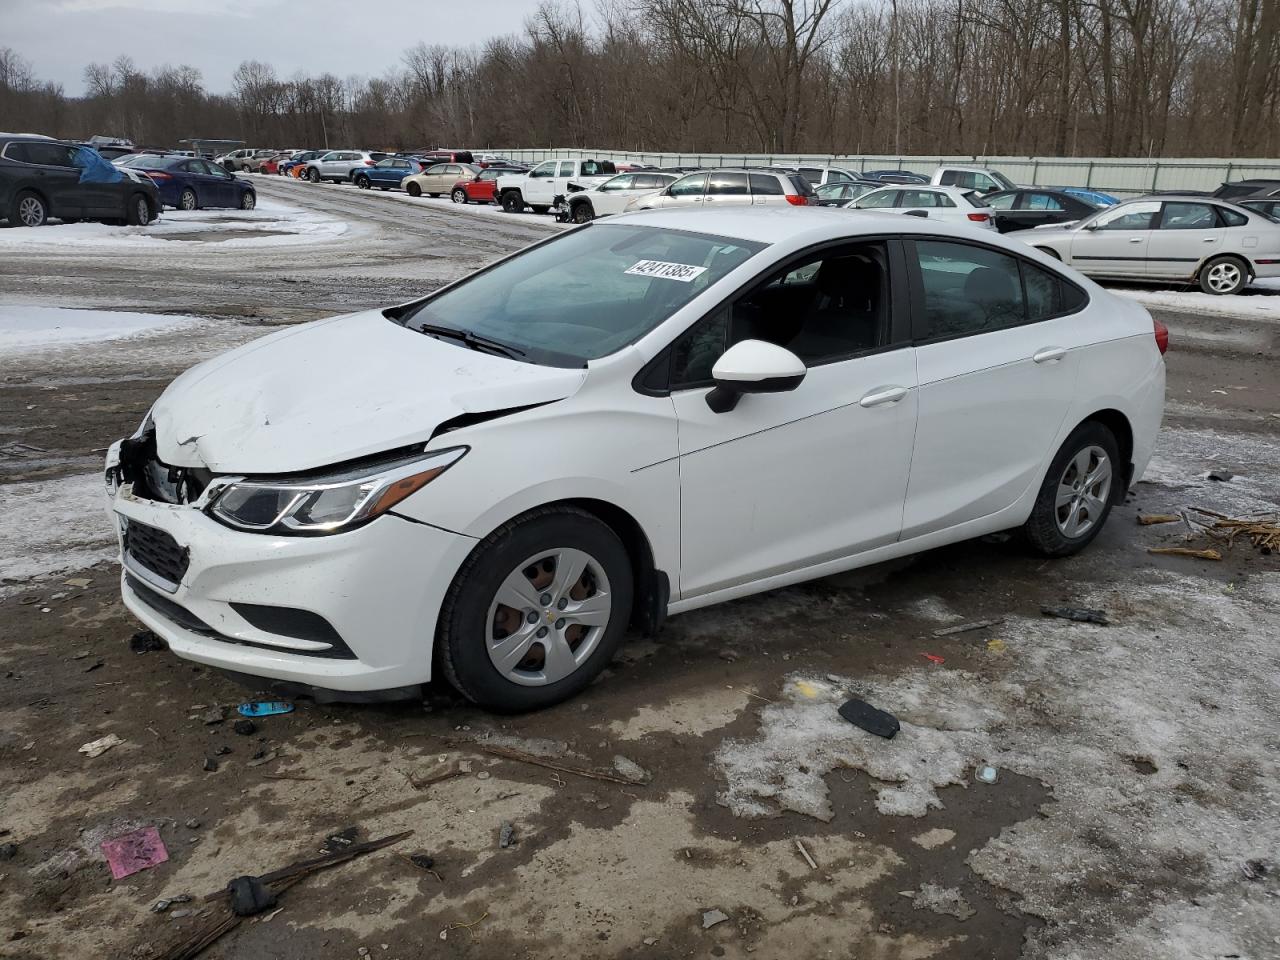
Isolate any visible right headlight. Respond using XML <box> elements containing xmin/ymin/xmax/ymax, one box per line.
<box><xmin>207</xmin><ymin>446</ymin><xmax>466</xmax><ymax>536</ymax></box>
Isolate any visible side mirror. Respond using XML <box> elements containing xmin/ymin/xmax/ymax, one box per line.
<box><xmin>706</xmin><ymin>339</ymin><xmax>806</xmax><ymax>413</ymax></box>
<box><xmin>1082</xmin><ymin>222</ymin><xmax>1100</xmax><ymax>231</ymax></box>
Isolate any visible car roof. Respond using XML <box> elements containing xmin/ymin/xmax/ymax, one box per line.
<box><xmin>607</xmin><ymin>205</ymin><xmax>1018</xmax><ymax>247</ymax></box>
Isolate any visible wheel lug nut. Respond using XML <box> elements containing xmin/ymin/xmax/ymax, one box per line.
<box><xmin>526</xmin><ymin>611</ymin><xmax>539</xmax><ymax>624</ymax></box>
<box><xmin>540</xmin><ymin>593</ymin><xmax>552</xmax><ymax>606</ymax></box>
<box><xmin>536</xmin><ymin>626</ymin><xmax>548</xmax><ymax>638</ymax></box>
<box><xmin>555</xmin><ymin>618</ymin><xmax>566</xmax><ymax>629</ymax></box>
<box><xmin>557</xmin><ymin>597</ymin><xmax>568</xmax><ymax>610</ymax></box>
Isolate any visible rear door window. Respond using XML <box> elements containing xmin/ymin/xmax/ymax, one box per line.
<box><xmin>858</xmin><ymin>190</ymin><xmax>902</xmax><ymax>208</ymax></box>
<box><xmin>900</xmin><ymin>190</ymin><xmax>940</xmax><ymax>208</ymax></box>
<box><xmin>1159</xmin><ymin>202</ymin><xmax>1218</xmax><ymax>229</ymax></box>
<box><xmin>1026</xmin><ymin>193</ymin><xmax>1066</xmax><ymax>210</ymax></box>
<box><xmin>557</xmin><ymin>161</ymin><xmax>576</xmax><ymax>177</ymax></box>
<box><xmin>748</xmin><ymin>173</ymin><xmax>783</xmax><ymax>195</ymax></box>
<box><xmin>914</xmin><ymin>241</ymin><xmax>1027</xmax><ymax>338</ymax></box>
<box><xmin>788</xmin><ymin>175</ymin><xmax>817</xmax><ymax>197</ymax></box>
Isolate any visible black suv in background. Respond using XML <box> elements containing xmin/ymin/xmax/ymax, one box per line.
<box><xmin>0</xmin><ymin>135</ymin><xmax>159</xmax><ymax>227</ymax></box>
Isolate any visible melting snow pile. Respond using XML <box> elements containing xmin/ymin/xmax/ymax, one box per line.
<box><xmin>0</xmin><ymin>305</ymin><xmax>201</xmax><ymax>354</ymax></box>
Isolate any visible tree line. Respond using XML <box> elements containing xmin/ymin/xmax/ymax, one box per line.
<box><xmin>1</xmin><ymin>0</ymin><xmax>1278</xmax><ymax>159</ymax></box>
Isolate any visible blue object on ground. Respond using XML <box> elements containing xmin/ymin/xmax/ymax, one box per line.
<box><xmin>237</xmin><ymin>701</ymin><xmax>294</xmax><ymax>717</ymax></box>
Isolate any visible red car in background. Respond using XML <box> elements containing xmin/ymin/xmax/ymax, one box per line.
<box><xmin>450</xmin><ymin>166</ymin><xmax>529</xmax><ymax>204</ymax></box>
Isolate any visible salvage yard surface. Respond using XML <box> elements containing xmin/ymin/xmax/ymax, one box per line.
<box><xmin>1</xmin><ymin>180</ymin><xmax>1277</xmax><ymax>960</ymax></box>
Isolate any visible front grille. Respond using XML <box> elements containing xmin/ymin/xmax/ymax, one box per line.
<box><xmin>124</xmin><ymin>520</ymin><xmax>189</xmax><ymax>587</ymax></box>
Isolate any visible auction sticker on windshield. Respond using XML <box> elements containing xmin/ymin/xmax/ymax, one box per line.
<box><xmin>625</xmin><ymin>260</ymin><xmax>709</xmax><ymax>282</ymax></box>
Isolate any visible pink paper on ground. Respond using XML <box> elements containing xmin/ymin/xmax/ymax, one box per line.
<box><xmin>100</xmin><ymin>826</ymin><xmax>168</xmax><ymax>880</ymax></box>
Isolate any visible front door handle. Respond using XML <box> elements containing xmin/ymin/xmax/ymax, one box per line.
<box><xmin>860</xmin><ymin>385</ymin><xmax>909</xmax><ymax>408</ymax></box>
<box><xmin>1128</xmin><ymin>237</ymin><xmax>1143</xmax><ymax>243</ymax></box>
<box><xmin>1033</xmin><ymin>347</ymin><xmax>1067</xmax><ymax>364</ymax></box>
<box><xmin>1203</xmin><ymin>237</ymin><xmax>1217</xmax><ymax>242</ymax></box>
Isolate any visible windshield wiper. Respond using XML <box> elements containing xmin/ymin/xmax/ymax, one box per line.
<box><xmin>415</xmin><ymin>322</ymin><xmax>526</xmax><ymax>360</ymax></box>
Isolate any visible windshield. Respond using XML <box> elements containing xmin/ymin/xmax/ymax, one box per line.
<box><xmin>396</xmin><ymin>224</ymin><xmax>766</xmax><ymax>367</ymax></box>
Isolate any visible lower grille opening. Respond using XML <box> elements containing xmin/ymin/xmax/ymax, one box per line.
<box><xmin>230</xmin><ymin>603</ymin><xmax>356</xmax><ymax>660</ymax></box>
<box><xmin>124</xmin><ymin>520</ymin><xmax>189</xmax><ymax>587</ymax></box>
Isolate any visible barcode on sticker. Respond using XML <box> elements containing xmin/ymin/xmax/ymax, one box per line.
<box><xmin>625</xmin><ymin>259</ymin><xmax>708</xmax><ymax>282</ymax></box>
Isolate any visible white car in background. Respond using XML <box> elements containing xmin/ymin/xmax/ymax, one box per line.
<box><xmin>106</xmin><ymin>208</ymin><xmax>1165</xmax><ymax>712</ymax></box>
<box><xmin>849</xmin><ymin>185</ymin><xmax>997</xmax><ymax>229</ymax></box>
<box><xmin>303</xmin><ymin>150</ymin><xmax>385</xmax><ymax>183</ymax></box>
<box><xmin>931</xmin><ymin>165</ymin><xmax>1018</xmax><ymax>195</ymax></box>
<box><xmin>629</xmin><ymin>169</ymin><xmax>818</xmax><ymax>210</ymax></box>
<box><xmin>558</xmin><ymin>171</ymin><xmax>680</xmax><ymax>222</ymax></box>
<box><xmin>1020</xmin><ymin>195</ymin><xmax>1280</xmax><ymax>295</ymax></box>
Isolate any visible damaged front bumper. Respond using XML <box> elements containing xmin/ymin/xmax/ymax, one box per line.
<box><xmin>105</xmin><ymin>441</ymin><xmax>477</xmax><ymax>693</ymax></box>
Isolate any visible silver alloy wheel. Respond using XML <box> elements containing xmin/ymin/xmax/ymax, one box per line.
<box><xmin>242</xmin><ymin>192</ymin><xmax>256</xmax><ymax>210</ymax></box>
<box><xmin>1055</xmin><ymin>445</ymin><xmax>1112</xmax><ymax>538</ymax></box>
<box><xmin>1205</xmin><ymin>260</ymin><xmax>1242</xmax><ymax>294</ymax></box>
<box><xmin>180</xmin><ymin>190</ymin><xmax>197</xmax><ymax>210</ymax></box>
<box><xmin>18</xmin><ymin>195</ymin><xmax>44</xmax><ymax>226</ymax></box>
<box><xmin>135</xmin><ymin>197</ymin><xmax>150</xmax><ymax>224</ymax></box>
<box><xmin>485</xmin><ymin>548</ymin><xmax>612</xmax><ymax>687</ymax></box>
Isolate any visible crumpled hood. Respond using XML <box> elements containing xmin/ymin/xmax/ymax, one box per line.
<box><xmin>152</xmin><ymin>309</ymin><xmax>586</xmax><ymax>473</ymax></box>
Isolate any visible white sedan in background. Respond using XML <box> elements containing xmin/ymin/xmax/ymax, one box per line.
<box><xmin>1020</xmin><ymin>195</ymin><xmax>1280</xmax><ymax>295</ymax></box>
<box><xmin>556</xmin><ymin>171</ymin><xmax>680</xmax><ymax>223</ymax></box>
<box><xmin>106</xmin><ymin>208</ymin><xmax>1165</xmax><ymax>712</ymax></box>
<box><xmin>849</xmin><ymin>184</ymin><xmax>997</xmax><ymax>229</ymax></box>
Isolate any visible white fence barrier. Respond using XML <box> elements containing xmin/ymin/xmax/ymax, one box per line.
<box><xmin>494</xmin><ymin>150</ymin><xmax>1280</xmax><ymax>196</ymax></box>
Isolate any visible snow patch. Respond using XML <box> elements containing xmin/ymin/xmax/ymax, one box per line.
<box><xmin>0</xmin><ymin>474</ymin><xmax>117</xmax><ymax>589</ymax></box>
<box><xmin>1112</xmin><ymin>284</ymin><xmax>1280</xmax><ymax>323</ymax></box>
<box><xmin>0</xmin><ymin>305</ymin><xmax>201</xmax><ymax>354</ymax></box>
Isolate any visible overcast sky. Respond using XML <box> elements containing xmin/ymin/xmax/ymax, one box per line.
<box><xmin>1</xmin><ymin>0</ymin><xmax>542</xmax><ymax>95</ymax></box>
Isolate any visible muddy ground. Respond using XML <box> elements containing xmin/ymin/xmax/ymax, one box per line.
<box><xmin>1</xmin><ymin>179</ymin><xmax>1278</xmax><ymax>960</ymax></box>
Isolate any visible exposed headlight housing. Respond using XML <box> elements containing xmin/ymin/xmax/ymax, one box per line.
<box><xmin>207</xmin><ymin>447</ymin><xmax>466</xmax><ymax>536</ymax></box>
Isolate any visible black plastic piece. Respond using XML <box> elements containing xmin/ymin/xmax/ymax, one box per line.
<box><xmin>637</xmin><ymin>569</ymin><xmax>670</xmax><ymax>637</ymax></box>
<box><xmin>838</xmin><ymin>697</ymin><xmax>900</xmax><ymax>739</ymax></box>
<box><xmin>230</xmin><ymin>602</ymin><xmax>355</xmax><ymax>659</ymax></box>
<box><xmin>227</xmin><ymin>875</ymin><xmax>277</xmax><ymax>917</ymax></box>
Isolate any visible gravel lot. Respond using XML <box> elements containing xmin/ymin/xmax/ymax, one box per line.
<box><xmin>1</xmin><ymin>178</ymin><xmax>1277</xmax><ymax>960</ymax></box>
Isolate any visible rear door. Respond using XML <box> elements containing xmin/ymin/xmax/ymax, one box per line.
<box><xmin>1065</xmin><ymin>200</ymin><xmax>1161</xmax><ymax>276</ymax></box>
<box><xmin>749</xmin><ymin>173</ymin><xmax>784</xmax><ymax>205</ymax></box>
<box><xmin>703</xmin><ymin>171</ymin><xmax>752</xmax><ymax>208</ymax></box>
<box><xmin>1146</xmin><ymin>201</ymin><xmax>1224</xmax><ymax>278</ymax></box>
<box><xmin>12</xmin><ymin>142</ymin><xmax>85</xmax><ymax>218</ymax></box>
<box><xmin>901</xmin><ymin>238</ymin><xmax>1085</xmax><ymax>539</ymax></box>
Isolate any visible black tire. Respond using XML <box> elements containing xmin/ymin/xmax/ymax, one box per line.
<box><xmin>438</xmin><ymin>507</ymin><xmax>634</xmax><ymax>712</ymax></box>
<box><xmin>240</xmin><ymin>191</ymin><xmax>256</xmax><ymax>211</ymax></box>
<box><xmin>530</xmin><ymin>204</ymin><xmax>550</xmax><ymax>215</ymax></box>
<box><xmin>355</xmin><ymin>175</ymin><xmax>371</xmax><ymax>190</ymax></box>
<box><xmin>1035</xmin><ymin>246</ymin><xmax>1062</xmax><ymax>261</ymax></box>
<box><xmin>1198</xmin><ymin>255</ymin><xmax>1248</xmax><ymax>295</ymax></box>
<box><xmin>126</xmin><ymin>193</ymin><xmax>152</xmax><ymax>226</ymax></box>
<box><xmin>1023</xmin><ymin>420</ymin><xmax>1121</xmax><ymax>558</ymax></box>
<box><xmin>500</xmin><ymin>190</ymin><xmax>523</xmax><ymax>213</ymax></box>
<box><xmin>179</xmin><ymin>188</ymin><xmax>198</xmax><ymax>211</ymax></box>
<box><xmin>307</xmin><ymin>167</ymin><xmax>320</xmax><ymax>183</ymax></box>
<box><xmin>570</xmin><ymin>200</ymin><xmax>594</xmax><ymax>224</ymax></box>
<box><xmin>406</xmin><ymin>182</ymin><xmax>422</xmax><ymax>198</ymax></box>
<box><xmin>11</xmin><ymin>190</ymin><xmax>47</xmax><ymax>227</ymax></box>
<box><xmin>451</xmin><ymin>188</ymin><xmax>467</xmax><ymax>204</ymax></box>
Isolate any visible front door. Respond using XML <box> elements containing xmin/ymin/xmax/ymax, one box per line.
<box><xmin>900</xmin><ymin>238</ymin><xmax>1084</xmax><ymax>539</ymax></box>
<box><xmin>671</xmin><ymin>240</ymin><xmax>918</xmax><ymax>598</ymax></box>
<box><xmin>1066</xmin><ymin>200</ymin><xmax>1160</xmax><ymax>276</ymax></box>
<box><xmin>522</xmin><ymin>161</ymin><xmax>558</xmax><ymax>205</ymax></box>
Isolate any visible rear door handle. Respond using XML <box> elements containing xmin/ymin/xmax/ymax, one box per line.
<box><xmin>1033</xmin><ymin>347</ymin><xmax>1067</xmax><ymax>364</ymax></box>
<box><xmin>860</xmin><ymin>385</ymin><xmax>909</xmax><ymax>408</ymax></box>
<box><xmin>1128</xmin><ymin>237</ymin><xmax>1143</xmax><ymax>243</ymax></box>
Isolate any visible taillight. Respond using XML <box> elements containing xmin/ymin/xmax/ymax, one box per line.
<box><xmin>364</xmin><ymin>159</ymin><xmax>376</xmax><ymax>165</ymax></box>
<box><xmin>785</xmin><ymin>194</ymin><xmax>808</xmax><ymax>206</ymax></box>
<box><xmin>967</xmin><ymin>212</ymin><xmax>990</xmax><ymax>222</ymax></box>
<box><xmin>1153</xmin><ymin>319</ymin><xmax>1169</xmax><ymax>354</ymax></box>
<box><xmin>146</xmin><ymin>172</ymin><xmax>172</xmax><ymax>181</ymax></box>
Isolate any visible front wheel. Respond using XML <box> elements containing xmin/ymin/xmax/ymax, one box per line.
<box><xmin>438</xmin><ymin>507</ymin><xmax>633</xmax><ymax>712</ymax></box>
<box><xmin>406</xmin><ymin>182</ymin><xmax>422</xmax><ymax>198</ymax></box>
<box><xmin>127</xmin><ymin>194</ymin><xmax>152</xmax><ymax>226</ymax></box>
<box><xmin>1023</xmin><ymin>421</ymin><xmax>1120</xmax><ymax>558</ymax></box>
<box><xmin>451</xmin><ymin>188</ymin><xmax>467</xmax><ymax>204</ymax></box>
<box><xmin>570</xmin><ymin>201</ymin><xmax>594</xmax><ymax>224</ymax></box>
<box><xmin>1199</xmin><ymin>256</ymin><xmax>1248</xmax><ymax>295</ymax></box>
<box><xmin>500</xmin><ymin>191</ymin><xmax>523</xmax><ymax>213</ymax></box>
<box><xmin>355</xmin><ymin>176</ymin><xmax>370</xmax><ymax>190</ymax></box>
<box><xmin>240</xmin><ymin>191</ymin><xmax>256</xmax><ymax>210</ymax></box>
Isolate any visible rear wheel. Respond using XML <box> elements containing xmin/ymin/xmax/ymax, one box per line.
<box><xmin>307</xmin><ymin>168</ymin><xmax>320</xmax><ymax>183</ymax></box>
<box><xmin>1199</xmin><ymin>255</ymin><xmax>1248</xmax><ymax>295</ymax></box>
<box><xmin>406</xmin><ymin>182</ymin><xmax>421</xmax><ymax>198</ymax></box>
<box><xmin>11</xmin><ymin>191</ymin><xmax>47</xmax><ymax>227</ymax></box>
<box><xmin>451</xmin><ymin>188</ymin><xmax>467</xmax><ymax>204</ymax></box>
<box><xmin>179</xmin><ymin>188</ymin><xmax>198</xmax><ymax>211</ymax></box>
<box><xmin>438</xmin><ymin>507</ymin><xmax>633</xmax><ymax>712</ymax></box>
<box><xmin>1023</xmin><ymin>421</ymin><xmax>1120</xmax><ymax>557</ymax></box>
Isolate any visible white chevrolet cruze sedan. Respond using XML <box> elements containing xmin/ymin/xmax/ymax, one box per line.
<box><xmin>106</xmin><ymin>209</ymin><xmax>1167</xmax><ymax>711</ymax></box>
